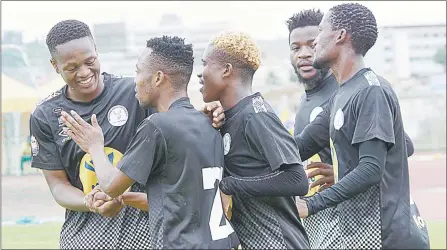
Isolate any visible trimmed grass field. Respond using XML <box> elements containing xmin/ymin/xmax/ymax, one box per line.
<box><xmin>1</xmin><ymin>221</ymin><xmax>446</xmax><ymax>249</ymax></box>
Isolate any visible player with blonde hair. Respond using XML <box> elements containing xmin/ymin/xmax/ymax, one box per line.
<box><xmin>198</xmin><ymin>32</ymin><xmax>310</xmax><ymax>249</ymax></box>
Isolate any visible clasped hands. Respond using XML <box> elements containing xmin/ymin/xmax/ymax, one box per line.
<box><xmin>84</xmin><ymin>185</ymin><xmax>124</xmax><ymax>217</ymax></box>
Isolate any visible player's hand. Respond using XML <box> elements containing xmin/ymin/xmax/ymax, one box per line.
<box><xmin>92</xmin><ymin>191</ymin><xmax>124</xmax><ymax>217</ymax></box>
<box><xmin>201</xmin><ymin>102</ymin><xmax>225</xmax><ymax>129</ymax></box>
<box><xmin>220</xmin><ymin>191</ymin><xmax>233</xmax><ymax>220</ymax></box>
<box><xmin>84</xmin><ymin>185</ymin><xmax>103</xmax><ymax>212</ymax></box>
<box><xmin>306</xmin><ymin>162</ymin><xmax>334</xmax><ymax>192</ymax></box>
<box><xmin>60</xmin><ymin>111</ymin><xmax>104</xmax><ymax>153</ymax></box>
<box><xmin>296</xmin><ymin>197</ymin><xmax>309</xmax><ymax>218</ymax></box>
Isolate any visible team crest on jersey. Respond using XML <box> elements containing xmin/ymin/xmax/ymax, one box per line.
<box><xmin>31</xmin><ymin>135</ymin><xmax>39</xmax><ymax>156</ymax></box>
<box><xmin>108</xmin><ymin>105</ymin><xmax>128</xmax><ymax>127</ymax></box>
<box><xmin>334</xmin><ymin>109</ymin><xmax>344</xmax><ymax>130</ymax></box>
<box><xmin>79</xmin><ymin>147</ymin><xmax>124</xmax><ymax>194</ymax></box>
<box><xmin>252</xmin><ymin>96</ymin><xmax>267</xmax><ymax>113</ymax></box>
<box><xmin>309</xmin><ymin>106</ymin><xmax>323</xmax><ymax>123</ymax></box>
<box><xmin>223</xmin><ymin>133</ymin><xmax>231</xmax><ymax>155</ymax></box>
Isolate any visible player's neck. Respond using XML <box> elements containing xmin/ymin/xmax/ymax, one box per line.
<box><xmin>332</xmin><ymin>52</ymin><xmax>365</xmax><ymax>85</ymax></box>
<box><xmin>156</xmin><ymin>89</ymin><xmax>188</xmax><ymax>112</ymax></box>
<box><xmin>219</xmin><ymin>81</ymin><xmax>252</xmax><ymax>111</ymax></box>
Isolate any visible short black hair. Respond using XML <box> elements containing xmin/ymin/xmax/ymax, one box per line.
<box><xmin>146</xmin><ymin>36</ymin><xmax>194</xmax><ymax>89</ymax></box>
<box><xmin>46</xmin><ymin>19</ymin><xmax>94</xmax><ymax>58</ymax></box>
<box><xmin>329</xmin><ymin>3</ymin><xmax>378</xmax><ymax>56</ymax></box>
<box><xmin>286</xmin><ymin>9</ymin><xmax>324</xmax><ymax>33</ymax></box>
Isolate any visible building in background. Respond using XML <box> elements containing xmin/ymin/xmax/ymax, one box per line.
<box><xmin>366</xmin><ymin>23</ymin><xmax>446</xmax><ymax>80</ymax></box>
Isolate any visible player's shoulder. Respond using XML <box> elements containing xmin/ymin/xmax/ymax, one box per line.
<box><xmin>107</xmin><ymin>72</ymin><xmax>134</xmax><ymax>82</ymax></box>
<box><xmin>241</xmin><ymin>93</ymin><xmax>272</xmax><ymax>116</ymax></box>
<box><xmin>135</xmin><ymin>113</ymin><xmax>162</xmax><ymax>134</ymax></box>
<box><xmin>31</xmin><ymin>88</ymin><xmax>65</xmax><ymax>119</ymax></box>
<box><xmin>357</xmin><ymin>69</ymin><xmax>398</xmax><ymax>99</ymax></box>
<box><xmin>243</xmin><ymin>94</ymin><xmax>282</xmax><ymax>126</ymax></box>
<box><xmin>104</xmin><ymin>72</ymin><xmax>135</xmax><ymax>91</ymax></box>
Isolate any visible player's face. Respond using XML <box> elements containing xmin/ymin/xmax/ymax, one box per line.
<box><xmin>134</xmin><ymin>48</ymin><xmax>159</xmax><ymax>109</ymax></box>
<box><xmin>198</xmin><ymin>45</ymin><xmax>227</xmax><ymax>103</ymax></box>
<box><xmin>313</xmin><ymin>11</ymin><xmax>340</xmax><ymax>69</ymax></box>
<box><xmin>51</xmin><ymin>37</ymin><xmax>101</xmax><ymax>97</ymax></box>
<box><xmin>290</xmin><ymin>25</ymin><xmax>329</xmax><ymax>88</ymax></box>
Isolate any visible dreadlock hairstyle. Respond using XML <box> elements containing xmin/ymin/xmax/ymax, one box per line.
<box><xmin>46</xmin><ymin>19</ymin><xmax>94</xmax><ymax>58</ymax></box>
<box><xmin>145</xmin><ymin>36</ymin><xmax>194</xmax><ymax>89</ymax></box>
<box><xmin>329</xmin><ymin>3</ymin><xmax>378</xmax><ymax>56</ymax></box>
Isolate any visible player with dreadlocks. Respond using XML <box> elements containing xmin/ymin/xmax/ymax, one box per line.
<box><xmin>30</xmin><ymin>19</ymin><xmax>226</xmax><ymax>249</ymax></box>
<box><xmin>294</xmin><ymin>3</ymin><xmax>430</xmax><ymax>249</ymax></box>
<box><xmin>60</xmin><ymin>35</ymin><xmax>241</xmax><ymax>249</ymax></box>
<box><xmin>198</xmin><ymin>31</ymin><xmax>310</xmax><ymax>249</ymax></box>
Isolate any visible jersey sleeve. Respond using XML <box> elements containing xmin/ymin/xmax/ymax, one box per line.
<box><xmin>351</xmin><ymin>86</ymin><xmax>395</xmax><ymax>146</ymax></box>
<box><xmin>244</xmin><ymin>112</ymin><xmax>302</xmax><ymax>171</ymax></box>
<box><xmin>117</xmin><ymin>117</ymin><xmax>166</xmax><ymax>185</ymax></box>
<box><xmin>29</xmin><ymin>113</ymin><xmax>64</xmax><ymax>170</ymax></box>
<box><xmin>294</xmin><ymin>100</ymin><xmax>332</xmax><ymax>161</ymax></box>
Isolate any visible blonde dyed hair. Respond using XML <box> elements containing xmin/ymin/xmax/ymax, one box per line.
<box><xmin>210</xmin><ymin>31</ymin><xmax>261</xmax><ymax>71</ymax></box>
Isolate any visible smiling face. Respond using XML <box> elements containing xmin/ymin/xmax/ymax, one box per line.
<box><xmin>289</xmin><ymin>25</ymin><xmax>329</xmax><ymax>89</ymax></box>
<box><xmin>51</xmin><ymin>36</ymin><xmax>101</xmax><ymax>100</ymax></box>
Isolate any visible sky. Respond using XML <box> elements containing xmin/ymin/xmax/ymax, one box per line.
<box><xmin>2</xmin><ymin>1</ymin><xmax>446</xmax><ymax>41</ymax></box>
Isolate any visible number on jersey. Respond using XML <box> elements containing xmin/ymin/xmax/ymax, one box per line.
<box><xmin>202</xmin><ymin>167</ymin><xmax>235</xmax><ymax>241</ymax></box>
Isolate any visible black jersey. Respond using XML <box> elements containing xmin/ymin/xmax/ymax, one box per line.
<box><xmin>220</xmin><ymin>92</ymin><xmax>309</xmax><ymax>249</ymax></box>
<box><xmin>117</xmin><ymin>97</ymin><xmax>240</xmax><ymax>249</ymax></box>
<box><xmin>30</xmin><ymin>72</ymin><xmax>155</xmax><ymax>249</ymax></box>
<box><xmin>293</xmin><ymin>74</ymin><xmax>342</xmax><ymax>249</ymax></box>
<box><xmin>298</xmin><ymin>68</ymin><xmax>430</xmax><ymax>249</ymax></box>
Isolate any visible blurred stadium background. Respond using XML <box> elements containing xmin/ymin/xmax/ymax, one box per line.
<box><xmin>2</xmin><ymin>7</ymin><xmax>446</xmax><ymax>250</ymax></box>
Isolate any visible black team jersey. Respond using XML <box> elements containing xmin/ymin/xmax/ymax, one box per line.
<box><xmin>296</xmin><ymin>68</ymin><xmax>430</xmax><ymax>249</ymax></box>
<box><xmin>117</xmin><ymin>97</ymin><xmax>240</xmax><ymax>249</ymax></box>
<box><xmin>220</xmin><ymin>92</ymin><xmax>309</xmax><ymax>249</ymax></box>
<box><xmin>30</xmin><ymin>73</ymin><xmax>155</xmax><ymax>249</ymax></box>
<box><xmin>294</xmin><ymin>73</ymin><xmax>342</xmax><ymax>249</ymax></box>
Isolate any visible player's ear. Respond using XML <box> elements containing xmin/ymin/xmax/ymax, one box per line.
<box><xmin>335</xmin><ymin>28</ymin><xmax>347</xmax><ymax>44</ymax></box>
<box><xmin>222</xmin><ymin>63</ymin><xmax>233</xmax><ymax>78</ymax></box>
<box><xmin>154</xmin><ymin>71</ymin><xmax>164</xmax><ymax>87</ymax></box>
<box><xmin>50</xmin><ymin>58</ymin><xmax>60</xmax><ymax>74</ymax></box>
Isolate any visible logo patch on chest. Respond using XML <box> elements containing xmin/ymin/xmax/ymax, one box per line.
<box><xmin>223</xmin><ymin>133</ymin><xmax>231</xmax><ymax>155</ymax></box>
<box><xmin>334</xmin><ymin>108</ymin><xmax>344</xmax><ymax>130</ymax></box>
<box><xmin>309</xmin><ymin>106</ymin><xmax>323</xmax><ymax>123</ymax></box>
<box><xmin>108</xmin><ymin>105</ymin><xmax>128</xmax><ymax>127</ymax></box>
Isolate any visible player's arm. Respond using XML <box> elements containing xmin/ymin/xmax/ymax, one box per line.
<box><xmin>61</xmin><ymin>111</ymin><xmax>165</xmax><ymax>205</ymax></box>
<box><xmin>294</xmin><ymin>100</ymin><xmax>332</xmax><ymax>161</ymax></box>
<box><xmin>121</xmin><ymin>192</ymin><xmax>148</xmax><ymax>211</ymax></box>
<box><xmin>30</xmin><ymin>113</ymin><xmax>90</xmax><ymax>212</ymax></box>
<box><xmin>92</xmin><ymin>190</ymin><xmax>149</xmax><ymax>212</ymax></box>
<box><xmin>405</xmin><ymin>132</ymin><xmax>414</xmax><ymax>157</ymax></box>
<box><xmin>89</xmin><ymin>117</ymin><xmax>165</xmax><ymax>199</ymax></box>
<box><xmin>219</xmin><ymin>112</ymin><xmax>308</xmax><ymax>198</ymax></box>
<box><xmin>305</xmin><ymin>86</ymin><xmax>396</xmax><ymax>216</ymax></box>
